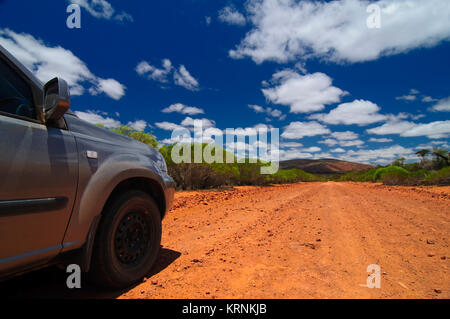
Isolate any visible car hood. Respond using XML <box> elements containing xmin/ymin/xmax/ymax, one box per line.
<box><xmin>64</xmin><ymin>113</ymin><xmax>156</xmax><ymax>155</ymax></box>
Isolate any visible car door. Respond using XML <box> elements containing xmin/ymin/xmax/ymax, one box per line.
<box><xmin>0</xmin><ymin>51</ymin><xmax>78</xmax><ymax>275</ymax></box>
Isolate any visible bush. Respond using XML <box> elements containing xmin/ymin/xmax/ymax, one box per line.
<box><xmin>267</xmin><ymin>168</ymin><xmax>319</xmax><ymax>184</ymax></box>
<box><xmin>373</xmin><ymin>166</ymin><xmax>410</xmax><ymax>181</ymax></box>
<box><xmin>424</xmin><ymin>167</ymin><xmax>450</xmax><ymax>185</ymax></box>
<box><xmin>338</xmin><ymin>168</ymin><xmax>378</xmax><ymax>182</ymax></box>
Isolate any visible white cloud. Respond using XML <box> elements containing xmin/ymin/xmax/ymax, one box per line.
<box><xmin>338</xmin><ymin>145</ymin><xmax>415</xmax><ymax>165</ymax></box>
<box><xmin>136</xmin><ymin>59</ymin><xmax>172</xmax><ymax>83</ymax></box>
<box><xmin>230</xmin><ymin>0</ymin><xmax>450</xmax><ymax>64</ymax></box>
<box><xmin>156</xmin><ymin>116</ymin><xmax>217</xmax><ymax>132</ymax></box>
<box><xmin>173</xmin><ymin>65</ymin><xmax>199</xmax><ymax>91</ymax></box>
<box><xmin>281</xmin><ymin>121</ymin><xmax>330</xmax><ymax>139</ymax></box>
<box><xmin>319</xmin><ymin>137</ymin><xmax>364</xmax><ymax>148</ymax></box>
<box><xmin>280</xmin><ymin>142</ymin><xmax>303</xmax><ymax>148</ymax></box>
<box><xmin>278</xmin><ymin>149</ymin><xmax>313</xmax><ymax>161</ymax></box>
<box><xmin>114</xmin><ymin>11</ymin><xmax>134</xmax><ymax>23</ymax></box>
<box><xmin>262</xmin><ymin>70</ymin><xmax>346</xmax><ymax>113</ymax></box>
<box><xmin>248</xmin><ymin>104</ymin><xmax>265</xmax><ymax>113</ymax></box>
<box><xmin>74</xmin><ymin>110</ymin><xmax>121</xmax><ymax>128</ymax></box>
<box><xmin>162</xmin><ymin>103</ymin><xmax>204</xmax><ymax>115</ymax></box>
<box><xmin>369</xmin><ymin>138</ymin><xmax>393</xmax><ymax>143</ymax></box>
<box><xmin>401</xmin><ymin>121</ymin><xmax>450</xmax><ymax>139</ymax></box>
<box><xmin>248</xmin><ymin>104</ymin><xmax>285</xmax><ymax>119</ymax></box>
<box><xmin>69</xmin><ymin>0</ymin><xmax>133</xmax><ymax>22</ymax></box>
<box><xmin>331</xmin><ymin>131</ymin><xmax>359</xmax><ymax>141</ymax></box>
<box><xmin>395</xmin><ymin>95</ymin><xmax>416</xmax><ymax>102</ymax></box>
<box><xmin>89</xmin><ymin>78</ymin><xmax>126</xmax><ymax>100</ymax></box>
<box><xmin>302</xmin><ymin>146</ymin><xmax>321</xmax><ymax>153</ymax></box>
<box><xmin>340</xmin><ymin>139</ymin><xmax>365</xmax><ymax>147</ymax></box>
<box><xmin>136</xmin><ymin>60</ymin><xmax>199</xmax><ymax>91</ymax></box>
<box><xmin>155</xmin><ymin>121</ymin><xmax>185</xmax><ymax>131</ymax></box>
<box><xmin>331</xmin><ymin>148</ymin><xmax>346</xmax><ymax>153</ymax></box>
<box><xmin>181</xmin><ymin>117</ymin><xmax>216</xmax><ymax>129</ymax></box>
<box><xmin>422</xmin><ymin>96</ymin><xmax>438</xmax><ymax>103</ymax></box>
<box><xmin>429</xmin><ymin>97</ymin><xmax>450</xmax><ymax>112</ymax></box>
<box><xmin>128</xmin><ymin>120</ymin><xmax>147</xmax><ymax>131</ymax></box>
<box><xmin>312</xmin><ymin>152</ymin><xmax>332</xmax><ymax>160</ymax></box>
<box><xmin>0</xmin><ymin>28</ymin><xmax>126</xmax><ymax>99</ymax></box>
<box><xmin>368</xmin><ymin>120</ymin><xmax>450</xmax><ymax>139</ymax></box>
<box><xmin>395</xmin><ymin>89</ymin><xmax>421</xmax><ymax>102</ymax></box>
<box><xmin>366</xmin><ymin>120</ymin><xmax>416</xmax><ymax>135</ymax></box>
<box><xmin>319</xmin><ymin>139</ymin><xmax>339</xmax><ymax>147</ymax></box>
<box><xmin>310</xmin><ymin>100</ymin><xmax>387</xmax><ymax>126</ymax></box>
<box><xmin>218</xmin><ymin>6</ymin><xmax>246</xmax><ymax>26</ymax></box>
<box><xmin>205</xmin><ymin>16</ymin><xmax>212</xmax><ymax>25</ymax></box>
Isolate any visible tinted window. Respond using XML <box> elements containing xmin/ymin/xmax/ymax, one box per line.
<box><xmin>0</xmin><ymin>57</ymin><xmax>36</xmax><ymax>119</ymax></box>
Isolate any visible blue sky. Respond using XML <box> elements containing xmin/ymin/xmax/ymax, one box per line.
<box><xmin>0</xmin><ymin>0</ymin><xmax>449</xmax><ymax>165</ymax></box>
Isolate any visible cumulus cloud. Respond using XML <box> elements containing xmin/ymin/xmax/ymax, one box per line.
<box><xmin>174</xmin><ymin>65</ymin><xmax>200</xmax><ymax>91</ymax></box>
<box><xmin>280</xmin><ymin>142</ymin><xmax>303</xmax><ymax>148</ymax></box>
<box><xmin>155</xmin><ymin>117</ymin><xmax>216</xmax><ymax>132</ymax></box>
<box><xmin>162</xmin><ymin>103</ymin><xmax>204</xmax><ymax>115</ymax></box>
<box><xmin>74</xmin><ymin>110</ymin><xmax>121</xmax><ymax>128</ymax></box>
<box><xmin>401</xmin><ymin>121</ymin><xmax>450</xmax><ymax>139</ymax></box>
<box><xmin>278</xmin><ymin>149</ymin><xmax>313</xmax><ymax>161</ymax></box>
<box><xmin>181</xmin><ymin>117</ymin><xmax>216</xmax><ymax>129</ymax></box>
<box><xmin>136</xmin><ymin>59</ymin><xmax>173</xmax><ymax>83</ymax></box>
<box><xmin>69</xmin><ymin>0</ymin><xmax>133</xmax><ymax>23</ymax></box>
<box><xmin>395</xmin><ymin>95</ymin><xmax>416</xmax><ymax>102</ymax></box>
<box><xmin>395</xmin><ymin>88</ymin><xmax>421</xmax><ymax>102</ymax></box>
<box><xmin>302</xmin><ymin>146</ymin><xmax>321</xmax><ymax>153</ymax></box>
<box><xmin>422</xmin><ymin>96</ymin><xmax>438</xmax><ymax>103</ymax></box>
<box><xmin>248</xmin><ymin>104</ymin><xmax>285</xmax><ymax>120</ymax></box>
<box><xmin>0</xmin><ymin>28</ymin><xmax>126</xmax><ymax>99</ymax></box>
<box><xmin>155</xmin><ymin>121</ymin><xmax>185</xmax><ymax>131</ymax></box>
<box><xmin>218</xmin><ymin>6</ymin><xmax>246</xmax><ymax>26</ymax></box>
<box><xmin>281</xmin><ymin>121</ymin><xmax>330</xmax><ymax>139</ymax></box>
<box><xmin>338</xmin><ymin>145</ymin><xmax>415</xmax><ymax>165</ymax></box>
<box><xmin>368</xmin><ymin>120</ymin><xmax>450</xmax><ymax>139</ymax></box>
<box><xmin>331</xmin><ymin>131</ymin><xmax>359</xmax><ymax>141</ymax></box>
<box><xmin>429</xmin><ymin>97</ymin><xmax>450</xmax><ymax>112</ymax></box>
<box><xmin>367</xmin><ymin>120</ymin><xmax>416</xmax><ymax>135</ymax></box>
<box><xmin>127</xmin><ymin>120</ymin><xmax>148</xmax><ymax>131</ymax></box>
<box><xmin>310</xmin><ymin>100</ymin><xmax>387</xmax><ymax>126</ymax></box>
<box><xmin>89</xmin><ymin>78</ymin><xmax>126</xmax><ymax>100</ymax></box>
<box><xmin>369</xmin><ymin>138</ymin><xmax>393</xmax><ymax>143</ymax></box>
<box><xmin>262</xmin><ymin>70</ymin><xmax>346</xmax><ymax>113</ymax></box>
<box><xmin>319</xmin><ymin>137</ymin><xmax>364</xmax><ymax>148</ymax></box>
<box><xmin>136</xmin><ymin>60</ymin><xmax>199</xmax><ymax>91</ymax></box>
<box><xmin>230</xmin><ymin>0</ymin><xmax>450</xmax><ymax>64</ymax></box>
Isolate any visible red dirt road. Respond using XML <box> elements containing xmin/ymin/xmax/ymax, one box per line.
<box><xmin>2</xmin><ymin>182</ymin><xmax>449</xmax><ymax>299</ymax></box>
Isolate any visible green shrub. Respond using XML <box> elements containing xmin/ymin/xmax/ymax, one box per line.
<box><xmin>424</xmin><ymin>167</ymin><xmax>450</xmax><ymax>185</ymax></box>
<box><xmin>373</xmin><ymin>166</ymin><xmax>410</xmax><ymax>181</ymax></box>
<box><xmin>338</xmin><ymin>168</ymin><xmax>378</xmax><ymax>182</ymax></box>
<box><xmin>267</xmin><ymin>168</ymin><xmax>319</xmax><ymax>184</ymax></box>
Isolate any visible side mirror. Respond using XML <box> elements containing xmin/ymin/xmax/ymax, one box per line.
<box><xmin>43</xmin><ymin>77</ymin><xmax>70</xmax><ymax>122</ymax></box>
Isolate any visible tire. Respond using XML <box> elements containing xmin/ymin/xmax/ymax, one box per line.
<box><xmin>89</xmin><ymin>190</ymin><xmax>162</xmax><ymax>289</ymax></box>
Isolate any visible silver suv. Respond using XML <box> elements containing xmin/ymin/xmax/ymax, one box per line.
<box><xmin>0</xmin><ymin>44</ymin><xmax>175</xmax><ymax>288</ymax></box>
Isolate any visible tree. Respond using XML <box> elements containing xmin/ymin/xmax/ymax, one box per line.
<box><xmin>391</xmin><ymin>157</ymin><xmax>405</xmax><ymax>167</ymax></box>
<box><xmin>107</xmin><ymin>125</ymin><xmax>159</xmax><ymax>148</ymax></box>
<box><xmin>432</xmin><ymin>148</ymin><xmax>449</xmax><ymax>169</ymax></box>
<box><xmin>416</xmin><ymin>149</ymin><xmax>430</xmax><ymax>162</ymax></box>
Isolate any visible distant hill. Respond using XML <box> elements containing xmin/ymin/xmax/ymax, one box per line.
<box><xmin>280</xmin><ymin>158</ymin><xmax>373</xmax><ymax>175</ymax></box>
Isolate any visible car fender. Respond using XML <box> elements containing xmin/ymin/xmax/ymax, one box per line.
<box><xmin>61</xmin><ymin>152</ymin><xmax>166</xmax><ymax>253</ymax></box>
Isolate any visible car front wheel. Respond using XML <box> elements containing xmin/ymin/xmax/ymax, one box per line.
<box><xmin>90</xmin><ymin>190</ymin><xmax>162</xmax><ymax>289</ymax></box>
